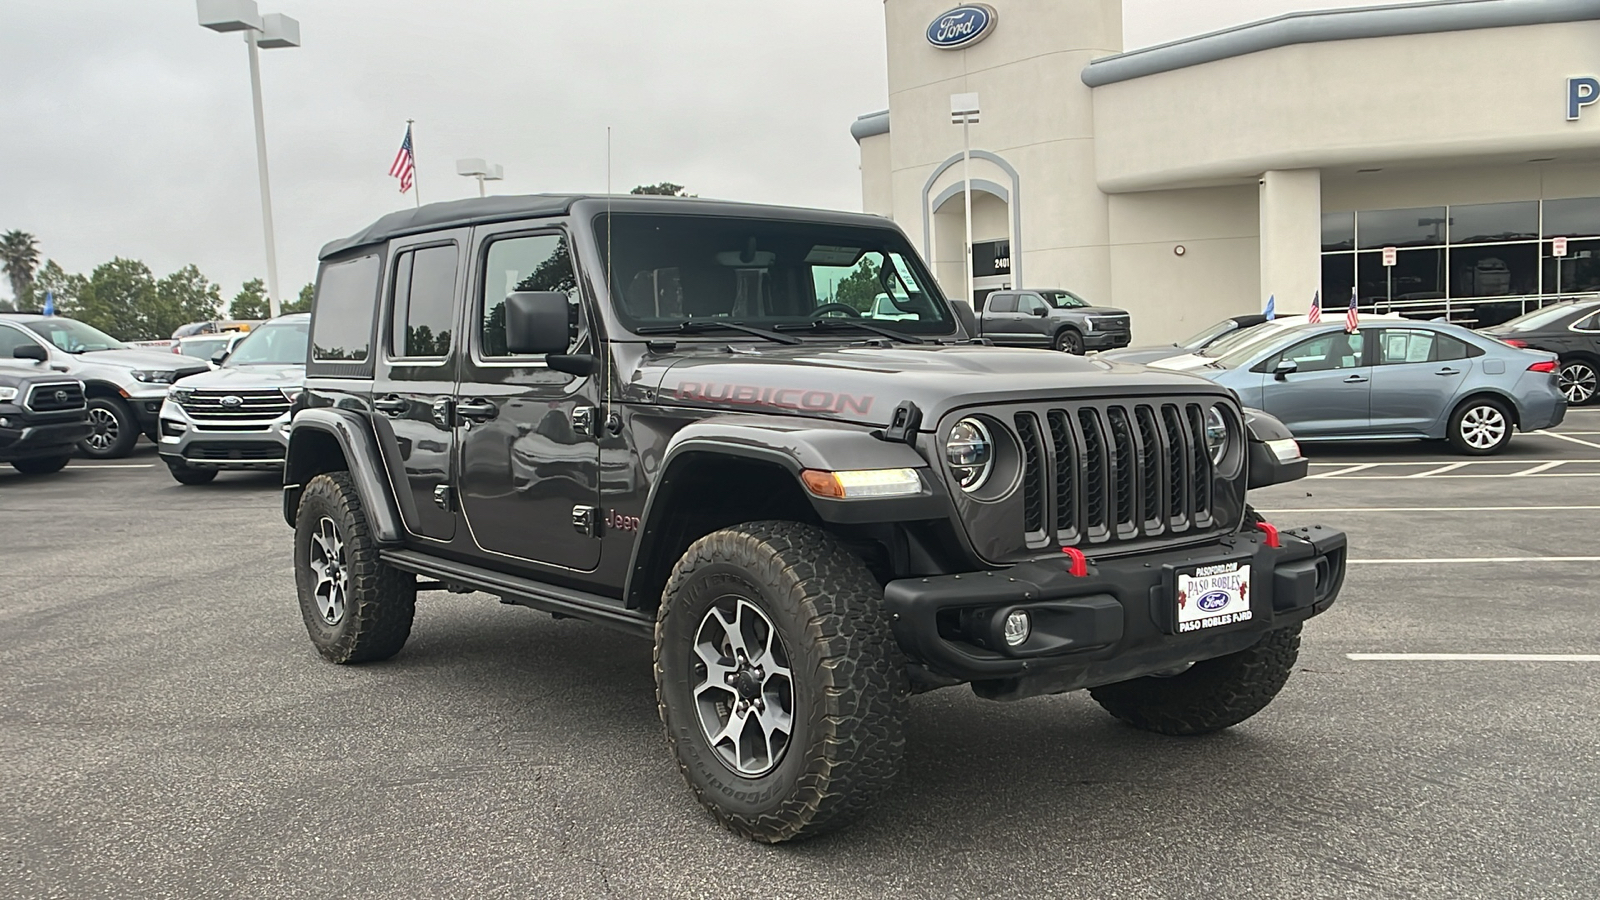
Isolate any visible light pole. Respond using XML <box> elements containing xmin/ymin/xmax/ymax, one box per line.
<box><xmin>950</xmin><ymin>92</ymin><xmax>980</xmax><ymax>304</ymax></box>
<box><xmin>456</xmin><ymin>159</ymin><xmax>505</xmax><ymax>198</ymax></box>
<box><xmin>197</xmin><ymin>0</ymin><xmax>300</xmax><ymax>318</ymax></box>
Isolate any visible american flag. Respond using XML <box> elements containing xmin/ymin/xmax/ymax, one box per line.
<box><xmin>388</xmin><ymin>125</ymin><xmax>416</xmax><ymax>193</ymax></box>
<box><xmin>1346</xmin><ymin>288</ymin><xmax>1360</xmax><ymax>333</ymax></box>
<box><xmin>1308</xmin><ymin>291</ymin><xmax>1321</xmax><ymax>324</ymax></box>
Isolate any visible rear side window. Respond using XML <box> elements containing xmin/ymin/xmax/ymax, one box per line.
<box><xmin>311</xmin><ymin>254</ymin><xmax>381</xmax><ymax>363</ymax></box>
<box><xmin>1574</xmin><ymin>311</ymin><xmax>1600</xmax><ymax>332</ymax></box>
<box><xmin>390</xmin><ymin>244</ymin><xmax>458</xmax><ymax>358</ymax></box>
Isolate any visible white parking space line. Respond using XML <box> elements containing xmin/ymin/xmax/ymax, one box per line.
<box><xmin>73</xmin><ymin>464</ymin><xmax>155</xmax><ymax>469</ymax></box>
<box><xmin>1535</xmin><ymin>430</ymin><xmax>1600</xmax><ymax>450</ymax></box>
<box><xmin>1406</xmin><ymin>463</ymin><xmax>1467</xmax><ymax>477</ymax></box>
<box><xmin>1303</xmin><ymin>458</ymin><xmax>1600</xmax><ymax>479</ymax></box>
<box><xmin>1308</xmin><ymin>463</ymin><xmax>1376</xmax><ymax>478</ymax></box>
<box><xmin>1307</xmin><ymin>459</ymin><xmax>1594</xmax><ymax>466</ymax></box>
<box><xmin>1349</xmin><ymin>556</ymin><xmax>1600</xmax><ymax>565</ymax></box>
<box><xmin>1260</xmin><ymin>505</ymin><xmax>1600</xmax><ymax>513</ymax></box>
<box><xmin>1348</xmin><ymin>653</ymin><xmax>1600</xmax><ymax>662</ymax></box>
<box><xmin>1510</xmin><ymin>461</ymin><xmax>1564</xmax><ymax>476</ymax></box>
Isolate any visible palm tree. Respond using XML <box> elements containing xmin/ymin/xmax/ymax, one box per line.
<box><xmin>1</xmin><ymin>230</ymin><xmax>41</xmax><ymax>302</ymax></box>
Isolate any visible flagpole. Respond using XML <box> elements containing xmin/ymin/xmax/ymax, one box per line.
<box><xmin>408</xmin><ymin>119</ymin><xmax>421</xmax><ymax>208</ymax></box>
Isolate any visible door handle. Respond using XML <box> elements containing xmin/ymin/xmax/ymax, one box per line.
<box><xmin>455</xmin><ymin>398</ymin><xmax>499</xmax><ymax>424</ymax></box>
<box><xmin>373</xmin><ymin>395</ymin><xmax>407</xmax><ymax>416</ymax></box>
<box><xmin>1436</xmin><ymin>368</ymin><xmax>1461</xmax><ymax>375</ymax></box>
<box><xmin>1343</xmin><ymin>375</ymin><xmax>1368</xmax><ymax>383</ymax></box>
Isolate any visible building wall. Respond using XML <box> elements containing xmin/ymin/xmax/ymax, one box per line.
<box><xmin>1322</xmin><ymin>161</ymin><xmax>1600</xmax><ymax>212</ymax></box>
<box><xmin>859</xmin><ymin>131</ymin><xmax>894</xmax><ymax>217</ymax></box>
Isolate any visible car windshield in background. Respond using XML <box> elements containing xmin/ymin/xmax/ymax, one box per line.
<box><xmin>226</xmin><ymin>319</ymin><xmax>309</xmax><ymax>366</ymax></box>
<box><xmin>179</xmin><ymin>337</ymin><xmax>230</xmax><ymax>359</ymax></box>
<box><xmin>25</xmin><ymin>318</ymin><xmax>125</xmax><ymax>353</ymax></box>
<box><xmin>1039</xmin><ymin>290</ymin><xmax>1090</xmax><ymax>309</ymax></box>
<box><xmin>1179</xmin><ymin>319</ymin><xmax>1240</xmax><ymax>350</ymax></box>
<box><xmin>1211</xmin><ymin>324</ymin><xmax>1322</xmax><ymax>369</ymax></box>
<box><xmin>596</xmin><ymin>214</ymin><xmax>957</xmax><ymax>336</ymax></box>
<box><xmin>1496</xmin><ymin>302</ymin><xmax>1598</xmax><ymax>332</ymax></box>
<box><xmin>1199</xmin><ymin>321</ymin><xmax>1280</xmax><ymax>358</ymax></box>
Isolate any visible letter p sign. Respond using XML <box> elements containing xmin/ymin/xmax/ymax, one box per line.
<box><xmin>1568</xmin><ymin>77</ymin><xmax>1600</xmax><ymax>120</ymax></box>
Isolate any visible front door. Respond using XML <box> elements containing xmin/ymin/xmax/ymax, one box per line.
<box><xmin>456</xmin><ymin>225</ymin><xmax>603</xmax><ymax>571</ymax></box>
<box><xmin>371</xmin><ymin>232</ymin><xmax>466</xmax><ymax>541</ymax></box>
<box><xmin>1368</xmin><ymin>327</ymin><xmax>1472</xmax><ymax>435</ymax></box>
<box><xmin>1261</xmin><ymin>330</ymin><xmax>1372</xmax><ymax>437</ymax></box>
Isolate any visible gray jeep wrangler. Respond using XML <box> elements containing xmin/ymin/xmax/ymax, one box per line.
<box><xmin>283</xmin><ymin>195</ymin><xmax>1346</xmax><ymax>842</ymax></box>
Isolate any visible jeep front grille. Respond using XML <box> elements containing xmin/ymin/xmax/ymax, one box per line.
<box><xmin>1009</xmin><ymin>400</ymin><xmax>1220</xmax><ymax>551</ymax></box>
<box><xmin>181</xmin><ymin>389</ymin><xmax>291</xmax><ymax>421</ymax></box>
<box><xmin>23</xmin><ymin>382</ymin><xmax>85</xmax><ymax>413</ymax></box>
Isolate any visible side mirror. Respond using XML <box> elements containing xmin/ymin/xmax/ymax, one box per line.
<box><xmin>1272</xmin><ymin>359</ymin><xmax>1298</xmax><ymax>381</ymax></box>
<box><xmin>12</xmin><ymin>344</ymin><xmax>48</xmax><ymax>362</ymax></box>
<box><xmin>505</xmin><ymin>291</ymin><xmax>573</xmax><ymax>356</ymax></box>
<box><xmin>950</xmin><ymin>300</ymin><xmax>980</xmax><ymax>337</ymax></box>
<box><xmin>211</xmin><ymin>350</ymin><xmax>230</xmax><ymax>366</ymax></box>
<box><xmin>1030</xmin><ymin>306</ymin><xmax>1048</xmax><ymax>317</ymax></box>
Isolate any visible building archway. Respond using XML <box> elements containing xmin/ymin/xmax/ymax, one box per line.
<box><xmin>921</xmin><ymin>150</ymin><xmax>1023</xmax><ymax>299</ymax></box>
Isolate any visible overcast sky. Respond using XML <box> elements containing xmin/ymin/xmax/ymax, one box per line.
<box><xmin>0</xmin><ymin>0</ymin><xmax>1407</xmax><ymax>305</ymax></box>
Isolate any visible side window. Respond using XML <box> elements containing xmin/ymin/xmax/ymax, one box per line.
<box><xmin>1275</xmin><ymin>332</ymin><xmax>1366</xmax><ymax>373</ymax></box>
<box><xmin>480</xmin><ymin>233</ymin><xmax>578</xmax><ymax>358</ymax></box>
<box><xmin>989</xmin><ymin>293</ymin><xmax>1017</xmax><ymax>313</ymax></box>
<box><xmin>311</xmin><ymin>254</ymin><xmax>382</xmax><ymax>363</ymax></box>
<box><xmin>1573</xmin><ymin>312</ymin><xmax>1600</xmax><ymax>332</ymax></box>
<box><xmin>1017</xmin><ymin>293</ymin><xmax>1048</xmax><ymax>315</ymax></box>
<box><xmin>1376</xmin><ymin>329</ymin><xmax>1436</xmax><ymax>365</ymax></box>
<box><xmin>1434</xmin><ymin>334</ymin><xmax>1470</xmax><ymax>362</ymax></box>
<box><xmin>0</xmin><ymin>324</ymin><xmax>40</xmax><ymax>356</ymax></box>
<box><xmin>390</xmin><ymin>244</ymin><xmax>458</xmax><ymax>358</ymax></box>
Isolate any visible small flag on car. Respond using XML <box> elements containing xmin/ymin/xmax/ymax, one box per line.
<box><xmin>1264</xmin><ymin>294</ymin><xmax>1276</xmax><ymax>321</ymax></box>
<box><xmin>388</xmin><ymin>125</ymin><xmax>416</xmax><ymax>193</ymax></box>
<box><xmin>1346</xmin><ymin>288</ymin><xmax>1360</xmax><ymax>333</ymax></box>
<box><xmin>42</xmin><ymin>289</ymin><xmax>54</xmax><ymax>316</ymax></box>
<box><xmin>1308</xmin><ymin>291</ymin><xmax>1321</xmax><ymax>324</ymax></box>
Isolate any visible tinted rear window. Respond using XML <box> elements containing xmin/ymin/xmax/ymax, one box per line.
<box><xmin>311</xmin><ymin>255</ymin><xmax>381</xmax><ymax>362</ymax></box>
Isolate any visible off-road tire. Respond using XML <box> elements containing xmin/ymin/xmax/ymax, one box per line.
<box><xmin>11</xmin><ymin>455</ymin><xmax>71</xmax><ymax>475</ymax></box>
<box><xmin>166</xmin><ymin>460</ymin><xmax>218</xmax><ymax>485</ymax></box>
<box><xmin>655</xmin><ymin>520</ymin><xmax>909</xmax><ymax>843</ymax></box>
<box><xmin>1090</xmin><ymin>624</ymin><xmax>1302</xmax><ymax>736</ymax></box>
<box><xmin>1446</xmin><ymin>396</ymin><xmax>1513</xmax><ymax>456</ymax></box>
<box><xmin>1054</xmin><ymin>328</ymin><xmax>1085</xmax><ymax>355</ymax></box>
<box><xmin>293</xmin><ymin>471</ymin><xmax>415</xmax><ymax>664</ymax></box>
<box><xmin>79</xmin><ymin>396</ymin><xmax>138</xmax><ymax>459</ymax></box>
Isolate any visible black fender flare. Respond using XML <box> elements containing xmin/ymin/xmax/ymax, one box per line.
<box><xmin>1243</xmin><ymin>407</ymin><xmax>1309</xmax><ymax>489</ymax></box>
<box><xmin>622</xmin><ymin>415</ymin><xmax>951</xmax><ymax>608</ymax></box>
<box><xmin>282</xmin><ymin>407</ymin><xmax>406</xmax><ymax>545</ymax></box>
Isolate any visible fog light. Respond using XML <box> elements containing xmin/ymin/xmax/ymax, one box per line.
<box><xmin>1002</xmin><ymin>610</ymin><xmax>1031</xmax><ymax>647</ymax></box>
<box><xmin>0</xmin><ymin>417</ymin><xmax>10</xmax><ymax>428</ymax></box>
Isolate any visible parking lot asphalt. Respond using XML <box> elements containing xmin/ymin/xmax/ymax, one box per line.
<box><xmin>4</xmin><ymin>411</ymin><xmax>1600</xmax><ymax>900</ymax></box>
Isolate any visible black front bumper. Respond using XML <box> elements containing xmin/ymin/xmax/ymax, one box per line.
<box><xmin>1082</xmin><ymin>331</ymin><xmax>1131</xmax><ymax>350</ymax></box>
<box><xmin>883</xmin><ymin>525</ymin><xmax>1346</xmax><ymax>699</ymax></box>
<box><xmin>0</xmin><ymin>417</ymin><xmax>93</xmax><ymax>460</ymax></box>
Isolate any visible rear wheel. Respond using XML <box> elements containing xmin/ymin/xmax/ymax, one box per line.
<box><xmin>10</xmin><ymin>455</ymin><xmax>70</xmax><ymax>475</ymax></box>
<box><xmin>293</xmin><ymin>471</ymin><xmax>415</xmax><ymax>663</ymax></box>
<box><xmin>1054</xmin><ymin>329</ymin><xmax>1084</xmax><ymax>354</ymax></box>
<box><xmin>1558</xmin><ymin>359</ymin><xmax>1597</xmax><ymax>405</ymax></box>
<box><xmin>79</xmin><ymin>397</ymin><xmax>138</xmax><ymax>459</ymax></box>
<box><xmin>1090</xmin><ymin>624</ymin><xmax>1302</xmax><ymax>735</ymax></box>
<box><xmin>1447</xmin><ymin>396</ymin><xmax>1513</xmax><ymax>455</ymax></box>
<box><xmin>166</xmin><ymin>459</ymin><xmax>218</xmax><ymax>485</ymax></box>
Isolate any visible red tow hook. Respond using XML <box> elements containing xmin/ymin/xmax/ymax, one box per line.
<box><xmin>1061</xmin><ymin>546</ymin><xmax>1088</xmax><ymax>577</ymax></box>
<box><xmin>1254</xmin><ymin>519</ymin><xmax>1281</xmax><ymax>549</ymax></box>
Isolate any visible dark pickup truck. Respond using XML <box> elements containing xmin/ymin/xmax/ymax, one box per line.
<box><xmin>283</xmin><ymin>194</ymin><xmax>1345</xmax><ymax>843</ymax></box>
<box><xmin>0</xmin><ymin>354</ymin><xmax>90</xmax><ymax>475</ymax></box>
<box><xmin>976</xmin><ymin>288</ymin><xmax>1132</xmax><ymax>354</ymax></box>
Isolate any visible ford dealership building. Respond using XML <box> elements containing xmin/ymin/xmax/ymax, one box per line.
<box><xmin>853</xmin><ymin>0</ymin><xmax>1600</xmax><ymax>341</ymax></box>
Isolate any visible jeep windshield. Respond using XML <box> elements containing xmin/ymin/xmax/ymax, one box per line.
<box><xmin>25</xmin><ymin>318</ymin><xmax>126</xmax><ymax>353</ymax></box>
<box><xmin>225</xmin><ymin>318</ymin><xmax>309</xmax><ymax>366</ymax></box>
<box><xmin>596</xmin><ymin>213</ymin><xmax>958</xmax><ymax>338</ymax></box>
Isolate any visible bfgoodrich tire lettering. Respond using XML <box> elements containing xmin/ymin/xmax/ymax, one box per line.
<box><xmin>655</xmin><ymin>520</ymin><xmax>908</xmax><ymax>843</ymax></box>
<box><xmin>1090</xmin><ymin>624</ymin><xmax>1301</xmax><ymax>736</ymax></box>
<box><xmin>293</xmin><ymin>471</ymin><xmax>415</xmax><ymax>664</ymax></box>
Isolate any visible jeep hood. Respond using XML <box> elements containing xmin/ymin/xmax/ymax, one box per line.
<box><xmin>178</xmin><ymin>364</ymin><xmax>305</xmax><ymax>389</ymax></box>
<box><xmin>641</xmin><ymin>343</ymin><xmax>1224</xmax><ymax>428</ymax></box>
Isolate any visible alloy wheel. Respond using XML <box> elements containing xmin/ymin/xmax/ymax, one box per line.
<box><xmin>307</xmin><ymin>516</ymin><xmax>349</xmax><ymax>626</ymax></box>
<box><xmin>1459</xmin><ymin>405</ymin><xmax>1507</xmax><ymax>450</ymax></box>
<box><xmin>691</xmin><ymin>595</ymin><xmax>795</xmax><ymax>777</ymax></box>
<box><xmin>84</xmin><ymin>407</ymin><xmax>118</xmax><ymax>452</ymax></box>
<box><xmin>1558</xmin><ymin>362</ymin><xmax>1597</xmax><ymax>404</ymax></box>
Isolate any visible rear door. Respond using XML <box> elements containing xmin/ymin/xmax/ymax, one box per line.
<box><xmin>1368</xmin><ymin>327</ymin><xmax>1471</xmax><ymax>435</ymax></box>
<box><xmin>455</xmin><ymin>223</ymin><xmax>603</xmax><ymax>572</ymax></box>
<box><xmin>371</xmin><ymin>231</ymin><xmax>467</xmax><ymax>542</ymax></box>
<box><xmin>981</xmin><ymin>292</ymin><xmax>1021</xmax><ymax>340</ymax></box>
<box><xmin>1260</xmin><ymin>330</ymin><xmax>1372</xmax><ymax>437</ymax></box>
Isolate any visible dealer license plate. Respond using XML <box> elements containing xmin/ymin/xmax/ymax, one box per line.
<box><xmin>1175</xmin><ymin>560</ymin><xmax>1252</xmax><ymax>633</ymax></box>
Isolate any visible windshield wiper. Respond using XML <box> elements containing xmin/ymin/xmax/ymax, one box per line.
<box><xmin>634</xmin><ymin>320</ymin><xmax>802</xmax><ymax>345</ymax></box>
<box><xmin>774</xmin><ymin>318</ymin><xmax>924</xmax><ymax>344</ymax></box>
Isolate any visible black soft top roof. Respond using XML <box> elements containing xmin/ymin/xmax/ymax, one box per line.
<box><xmin>318</xmin><ymin>194</ymin><xmax>895</xmax><ymax>261</ymax></box>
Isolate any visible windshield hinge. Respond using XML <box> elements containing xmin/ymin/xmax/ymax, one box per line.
<box><xmin>875</xmin><ymin>400</ymin><xmax>923</xmax><ymax>445</ymax></box>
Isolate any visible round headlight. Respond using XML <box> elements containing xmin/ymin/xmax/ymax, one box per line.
<box><xmin>946</xmin><ymin>417</ymin><xmax>994</xmax><ymax>492</ymax></box>
<box><xmin>1204</xmin><ymin>405</ymin><xmax>1230</xmax><ymax>466</ymax></box>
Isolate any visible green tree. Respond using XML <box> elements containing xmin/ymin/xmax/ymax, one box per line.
<box><xmin>151</xmin><ymin>265</ymin><xmax>223</xmax><ymax>339</ymax></box>
<box><xmin>231</xmin><ymin>278</ymin><xmax>269</xmax><ymax>319</ymax></box>
<box><xmin>834</xmin><ymin>258</ymin><xmax>882</xmax><ymax>313</ymax></box>
<box><xmin>1</xmin><ymin>230</ymin><xmax>41</xmax><ymax>306</ymax></box>
<box><xmin>73</xmin><ymin>258</ymin><xmax>156</xmax><ymax>339</ymax></box>
<box><xmin>629</xmin><ymin>182</ymin><xmax>691</xmax><ymax>197</ymax></box>
<box><xmin>279</xmin><ymin>282</ymin><xmax>314</xmax><ymax>314</ymax></box>
<box><xmin>33</xmin><ymin>260</ymin><xmax>88</xmax><ymax>315</ymax></box>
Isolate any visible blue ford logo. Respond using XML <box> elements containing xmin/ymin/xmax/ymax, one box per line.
<box><xmin>926</xmin><ymin>4</ymin><xmax>997</xmax><ymax>50</ymax></box>
<box><xmin>1197</xmin><ymin>591</ymin><xmax>1232</xmax><ymax>612</ymax></box>
<box><xmin>220</xmin><ymin>395</ymin><xmax>243</xmax><ymax>409</ymax></box>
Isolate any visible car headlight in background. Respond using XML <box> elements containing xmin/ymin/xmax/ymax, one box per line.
<box><xmin>168</xmin><ymin>387</ymin><xmax>193</xmax><ymax>403</ymax></box>
<box><xmin>1204</xmin><ymin>405</ymin><xmax>1231</xmax><ymax>466</ymax></box>
<box><xmin>0</xmin><ymin>387</ymin><xmax>17</xmax><ymax>403</ymax></box>
<box><xmin>947</xmin><ymin>417</ymin><xmax>994</xmax><ymax>492</ymax></box>
<box><xmin>132</xmin><ymin>370</ymin><xmax>179</xmax><ymax>384</ymax></box>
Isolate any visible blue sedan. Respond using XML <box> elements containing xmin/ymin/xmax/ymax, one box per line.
<box><xmin>1157</xmin><ymin>320</ymin><xmax>1566</xmax><ymax>454</ymax></box>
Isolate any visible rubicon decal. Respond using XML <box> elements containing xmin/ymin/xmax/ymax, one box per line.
<box><xmin>673</xmin><ymin>382</ymin><xmax>874</xmax><ymax>416</ymax></box>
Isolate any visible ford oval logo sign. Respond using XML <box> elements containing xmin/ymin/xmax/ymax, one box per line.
<box><xmin>220</xmin><ymin>395</ymin><xmax>243</xmax><ymax>409</ymax></box>
<box><xmin>1196</xmin><ymin>591</ymin><xmax>1233</xmax><ymax>613</ymax></box>
<box><xmin>927</xmin><ymin>4</ymin><xmax>997</xmax><ymax>50</ymax></box>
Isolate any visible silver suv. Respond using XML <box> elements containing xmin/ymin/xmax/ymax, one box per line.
<box><xmin>0</xmin><ymin>314</ymin><xmax>210</xmax><ymax>458</ymax></box>
<box><xmin>158</xmin><ymin>314</ymin><xmax>308</xmax><ymax>485</ymax></box>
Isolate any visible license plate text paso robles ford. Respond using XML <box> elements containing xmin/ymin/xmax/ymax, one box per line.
<box><xmin>1175</xmin><ymin>561</ymin><xmax>1252</xmax><ymax>633</ymax></box>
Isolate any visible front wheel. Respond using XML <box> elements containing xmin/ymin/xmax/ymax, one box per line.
<box><xmin>166</xmin><ymin>459</ymin><xmax>218</xmax><ymax>485</ymax></box>
<box><xmin>11</xmin><ymin>455</ymin><xmax>70</xmax><ymax>475</ymax></box>
<box><xmin>1054</xmin><ymin>329</ymin><xmax>1084</xmax><ymax>354</ymax></box>
<box><xmin>1558</xmin><ymin>359</ymin><xmax>1598</xmax><ymax>405</ymax></box>
<box><xmin>79</xmin><ymin>397</ymin><xmax>138</xmax><ymax>459</ymax></box>
<box><xmin>1447</xmin><ymin>397</ymin><xmax>1513</xmax><ymax>455</ymax></box>
<box><xmin>1090</xmin><ymin>624</ymin><xmax>1302</xmax><ymax>735</ymax></box>
<box><xmin>655</xmin><ymin>520</ymin><xmax>908</xmax><ymax>843</ymax></box>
